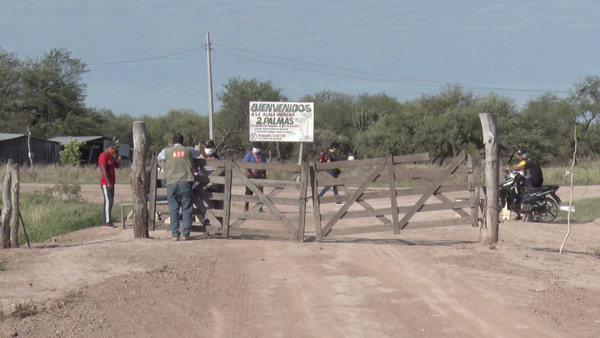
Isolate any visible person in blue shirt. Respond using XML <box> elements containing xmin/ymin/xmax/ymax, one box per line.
<box><xmin>242</xmin><ymin>142</ymin><xmax>266</xmax><ymax>212</ymax></box>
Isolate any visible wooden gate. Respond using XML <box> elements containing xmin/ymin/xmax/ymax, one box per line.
<box><xmin>147</xmin><ymin>151</ymin><xmax>478</xmax><ymax>242</ymax></box>
<box><xmin>312</xmin><ymin>150</ymin><xmax>478</xmax><ymax>240</ymax></box>
<box><xmin>148</xmin><ymin>158</ymin><xmax>308</xmax><ymax>241</ymax></box>
<box><xmin>224</xmin><ymin>160</ymin><xmax>308</xmax><ymax>241</ymax></box>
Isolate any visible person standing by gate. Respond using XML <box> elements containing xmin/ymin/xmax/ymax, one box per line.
<box><xmin>98</xmin><ymin>141</ymin><xmax>120</xmax><ymax>228</ymax></box>
<box><xmin>318</xmin><ymin>142</ymin><xmax>342</xmax><ymax>205</ymax></box>
<box><xmin>243</xmin><ymin>142</ymin><xmax>266</xmax><ymax>212</ymax></box>
<box><xmin>197</xmin><ymin>139</ymin><xmax>223</xmax><ymax>225</ymax></box>
<box><xmin>157</xmin><ymin>133</ymin><xmax>201</xmax><ymax>241</ymax></box>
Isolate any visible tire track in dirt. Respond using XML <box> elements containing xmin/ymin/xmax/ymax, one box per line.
<box><xmin>368</xmin><ymin>242</ymin><xmax>563</xmax><ymax>337</ymax></box>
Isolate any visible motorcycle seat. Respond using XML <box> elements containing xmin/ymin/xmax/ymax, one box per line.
<box><xmin>523</xmin><ymin>185</ymin><xmax>558</xmax><ymax>194</ymax></box>
<box><xmin>524</xmin><ymin>186</ymin><xmax>544</xmax><ymax>193</ymax></box>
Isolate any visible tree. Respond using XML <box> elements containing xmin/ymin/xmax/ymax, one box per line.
<box><xmin>518</xmin><ymin>94</ymin><xmax>575</xmax><ymax>163</ymax></box>
<box><xmin>215</xmin><ymin>77</ymin><xmax>288</xmax><ymax>158</ymax></box>
<box><xmin>0</xmin><ymin>49</ymin><xmax>24</xmax><ymax>132</ymax></box>
<box><xmin>302</xmin><ymin>90</ymin><xmax>354</xmax><ymax>137</ymax></box>
<box><xmin>353</xmin><ymin>113</ymin><xmax>415</xmax><ymax>158</ymax></box>
<box><xmin>20</xmin><ymin>49</ymin><xmax>89</xmax><ymax>138</ymax></box>
<box><xmin>91</xmin><ymin>108</ymin><xmax>136</xmax><ymax>151</ymax></box>
<box><xmin>0</xmin><ymin>48</ymin><xmax>91</xmax><ymax>139</ymax></box>
<box><xmin>569</xmin><ymin>76</ymin><xmax>600</xmax><ymax>160</ymax></box>
<box><xmin>60</xmin><ymin>139</ymin><xmax>86</xmax><ymax>165</ymax></box>
<box><xmin>408</xmin><ymin>85</ymin><xmax>479</xmax><ymax>163</ymax></box>
<box><xmin>0</xmin><ymin>49</ymin><xmax>21</xmax><ymax>114</ymax></box>
<box><xmin>571</xmin><ymin>75</ymin><xmax>600</xmax><ymax>131</ymax></box>
<box><xmin>352</xmin><ymin>93</ymin><xmax>400</xmax><ymax>133</ymax></box>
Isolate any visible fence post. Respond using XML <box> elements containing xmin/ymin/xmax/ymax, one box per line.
<box><xmin>386</xmin><ymin>154</ymin><xmax>400</xmax><ymax>234</ymax></box>
<box><xmin>1</xmin><ymin>160</ymin><xmax>13</xmax><ymax>249</ymax></box>
<box><xmin>148</xmin><ymin>155</ymin><xmax>158</xmax><ymax>231</ymax></box>
<box><xmin>9</xmin><ymin>163</ymin><xmax>20</xmax><ymax>248</ymax></box>
<box><xmin>132</xmin><ymin>121</ymin><xmax>150</xmax><ymax>238</ymax></box>
<box><xmin>479</xmin><ymin>113</ymin><xmax>499</xmax><ymax>245</ymax></box>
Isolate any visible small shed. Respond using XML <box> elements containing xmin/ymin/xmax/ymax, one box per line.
<box><xmin>49</xmin><ymin>136</ymin><xmax>131</xmax><ymax>166</ymax></box>
<box><xmin>0</xmin><ymin>133</ymin><xmax>61</xmax><ymax>165</ymax></box>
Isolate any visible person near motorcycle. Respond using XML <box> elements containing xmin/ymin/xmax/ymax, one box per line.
<box><xmin>505</xmin><ymin>150</ymin><xmax>527</xmax><ymax>175</ymax></box>
<box><xmin>522</xmin><ymin>153</ymin><xmax>543</xmax><ymax>187</ymax></box>
<box><xmin>505</xmin><ymin>152</ymin><xmax>543</xmax><ymax>188</ymax></box>
<box><xmin>500</xmin><ymin>151</ymin><xmax>558</xmax><ymax>222</ymax></box>
<box><xmin>504</xmin><ymin>150</ymin><xmax>543</xmax><ymax>220</ymax></box>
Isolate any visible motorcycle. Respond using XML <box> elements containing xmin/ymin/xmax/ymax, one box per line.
<box><xmin>499</xmin><ymin>169</ymin><xmax>561</xmax><ymax>222</ymax></box>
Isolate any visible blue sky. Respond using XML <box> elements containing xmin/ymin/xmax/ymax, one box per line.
<box><xmin>2</xmin><ymin>0</ymin><xmax>599</xmax><ymax>117</ymax></box>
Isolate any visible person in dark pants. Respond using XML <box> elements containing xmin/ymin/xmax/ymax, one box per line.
<box><xmin>157</xmin><ymin>133</ymin><xmax>201</xmax><ymax>241</ymax></box>
<box><xmin>243</xmin><ymin>142</ymin><xmax>266</xmax><ymax>212</ymax></box>
<box><xmin>98</xmin><ymin>142</ymin><xmax>120</xmax><ymax>228</ymax></box>
<box><xmin>318</xmin><ymin>142</ymin><xmax>342</xmax><ymax>205</ymax></box>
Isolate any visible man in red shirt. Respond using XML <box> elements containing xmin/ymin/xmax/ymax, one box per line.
<box><xmin>98</xmin><ymin>142</ymin><xmax>120</xmax><ymax>228</ymax></box>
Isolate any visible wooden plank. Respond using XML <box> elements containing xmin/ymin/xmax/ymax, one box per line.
<box><xmin>316</xmin><ymin>199</ymin><xmax>473</xmax><ymax>221</ymax></box>
<box><xmin>402</xmin><ymin>216</ymin><xmax>473</xmax><ymax>229</ymax></box>
<box><xmin>234</xmin><ymin>160</ymin><xmax>299</xmax><ymax>172</ymax></box>
<box><xmin>228</xmin><ymin>228</ymin><xmax>296</xmax><ymax>240</ymax></box>
<box><xmin>356</xmin><ymin>200</ymin><xmax>391</xmax><ymax>225</ymax></box>
<box><xmin>311</xmin><ymin>163</ymin><xmax>323</xmax><ymax>241</ymax></box>
<box><xmin>322</xmin><ymin>158</ymin><xmax>388</xmax><ymax>237</ymax></box>
<box><xmin>466</xmin><ymin>154</ymin><xmax>479</xmax><ymax>227</ymax></box>
<box><xmin>221</xmin><ymin>160</ymin><xmax>233</xmax><ymax>238</ymax></box>
<box><xmin>229</xmin><ymin>211</ymin><xmax>297</xmax><ymax>221</ymax></box>
<box><xmin>328</xmin><ymin>224</ymin><xmax>393</xmax><ymax>236</ymax></box>
<box><xmin>386</xmin><ymin>154</ymin><xmax>400</xmax><ymax>234</ymax></box>
<box><xmin>297</xmin><ymin>161</ymin><xmax>308</xmax><ymax>242</ymax></box>
<box><xmin>231</xmin><ymin>162</ymin><xmax>298</xmax><ymax>238</ymax></box>
<box><xmin>434</xmin><ymin>193</ymin><xmax>470</xmax><ymax>218</ymax></box>
<box><xmin>231</xmin><ymin>178</ymin><xmax>302</xmax><ymax>188</ymax></box>
<box><xmin>397</xmin><ymin>200</ymin><xmax>472</xmax><ymax>213</ymax></box>
<box><xmin>319</xmin><ymin>207</ymin><xmax>393</xmax><ymax>220</ymax></box>
<box><xmin>398</xmin><ymin>150</ymin><xmax>466</xmax><ymax>230</ymax></box>
<box><xmin>391</xmin><ymin>152</ymin><xmax>430</xmax><ymax>164</ymax></box>
<box><xmin>148</xmin><ymin>156</ymin><xmax>158</xmax><ymax>231</ymax></box>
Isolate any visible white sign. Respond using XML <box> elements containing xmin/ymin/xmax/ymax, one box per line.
<box><xmin>248</xmin><ymin>101</ymin><xmax>314</xmax><ymax>142</ymax></box>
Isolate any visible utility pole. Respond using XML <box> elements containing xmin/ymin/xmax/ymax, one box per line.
<box><xmin>206</xmin><ymin>32</ymin><xmax>214</xmax><ymax>140</ymax></box>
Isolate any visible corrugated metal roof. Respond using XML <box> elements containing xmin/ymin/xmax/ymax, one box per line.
<box><xmin>48</xmin><ymin>136</ymin><xmax>105</xmax><ymax>145</ymax></box>
<box><xmin>0</xmin><ymin>133</ymin><xmax>26</xmax><ymax>141</ymax></box>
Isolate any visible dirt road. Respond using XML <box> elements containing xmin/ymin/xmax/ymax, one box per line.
<box><xmin>1</xmin><ymin>184</ymin><xmax>600</xmax><ymax>337</ymax></box>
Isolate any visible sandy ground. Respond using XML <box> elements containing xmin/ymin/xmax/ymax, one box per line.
<box><xmin>1</xmin><ymin>184</ymin><xmax>600</xmax><ymax>337</ymax></box>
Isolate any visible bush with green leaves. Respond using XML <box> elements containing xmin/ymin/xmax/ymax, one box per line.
<box><xmin>59</xmin><ymin>139</ymin><xmax>85</xmax><ymax>165</ymax></box>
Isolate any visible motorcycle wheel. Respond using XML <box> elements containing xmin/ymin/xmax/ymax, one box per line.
<box><xmin>537</xmin><ymin>197</ymin><xmax>559</xmax><ymax>223</ymax></box>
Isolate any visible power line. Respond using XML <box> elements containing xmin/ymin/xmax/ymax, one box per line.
<box><xmin>87</xmin><ymin>47</ymin><xmax>200</xmax><ymax>66</ymax></box>
<box><xmin>214</xmin><ymin>44</ymin><xmax>568</xmax><ymax>94</ymax></box>
<box><xmin>215</xmin><ymin>49</ymin><xmax>437</xmax><ymax>86</ymax></box>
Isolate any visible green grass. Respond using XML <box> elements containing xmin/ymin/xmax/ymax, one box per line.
<box><xmin>0</xmin><ymin>260</ymin><xmax>5</xmax><ymax>271</ymax></box>
<box><xmin>1</xmin><ymin>188</ymin><xmax>115</xmax><ymax>246</ymax></box>
<box><xmin>543</xmin><ymin>166</ymin><xmax>600</xmax><ymax>186</ymax></box>
<box><xmin>0</xmin><ymin>164</ymin><xmax>132</xmax><ymax>185</ymax></box>
<box><xmin>556</xmin><ymin>197</ymin><xmax>600</xmax><ymax>223</ymax></box>
<box><xmin>18</xmin><ymin>193</ymin><xmax>102</xmax><ymax>244</ymax></box>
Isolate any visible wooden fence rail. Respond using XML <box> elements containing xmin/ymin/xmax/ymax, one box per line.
<box><xmin>146</xmin><ymin>152</ymin><xmax>477</xmax><ymax>242</ymax></box>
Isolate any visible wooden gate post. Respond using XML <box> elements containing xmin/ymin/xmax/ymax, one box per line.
<box><xmin>132</xmin><ymin>121</ymin><xmax>150</xmax><ymax>238</ymax></box>
<box><xmin>479</xmin><ymin>113</ymin><xmax>499</xmax><ymax>245</ymax></box>
<box><xmin>1</xmin><ymin>160</ymin><xmax>13</xmax><ymax>249</ymax></box>
<box><xmin>148</xmin><ymin>155</ymin><xmax>158</xmax><ymax>231</ymax></box>
<box><xmin>9</xmin><ymin>163</ymin><xmax>19</xmax><ymax>248</ymax></box>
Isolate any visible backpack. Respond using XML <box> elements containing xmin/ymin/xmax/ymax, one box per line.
<box><xmin>319</xmin><ymin>153</ymin><xmax>325</xmax><ymax>163</ymax></box>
